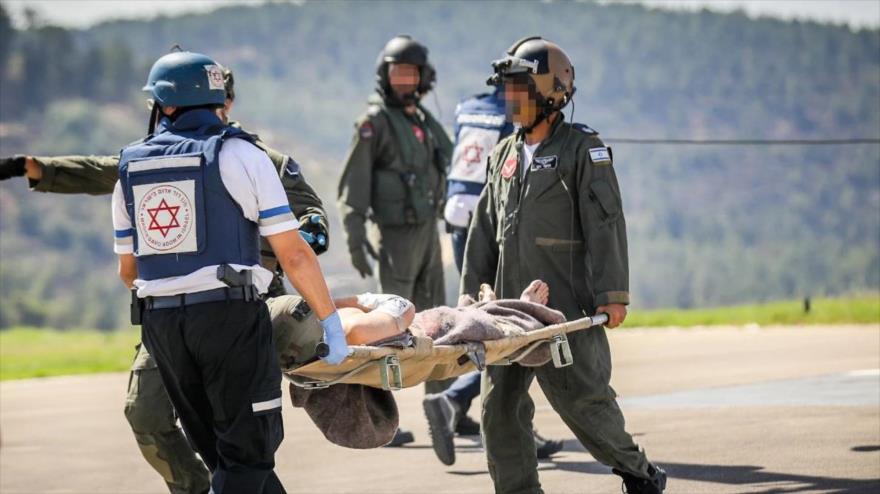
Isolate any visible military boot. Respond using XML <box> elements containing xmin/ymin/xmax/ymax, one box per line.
<box><xmin>534</xmin><ymin>430</ymin><xmax>564</xmax><ymax>459</ymax></box>
<box><xmin>454</xmin><ymin>414</ymin><xmax>480</xmax><ymax>436</ymax></box>
<box><xmin>612</xmin><ymin>464</ymin><xmax>667</xmax><ymax>494</ymax></box>
<box><xmin>422</xmin><ymin>393</ymin><xmax>457</xmax><ymax>465</ymax></box>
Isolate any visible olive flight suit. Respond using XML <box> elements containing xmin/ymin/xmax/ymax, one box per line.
<box><xmin>338</xmin><ymin>93</ymin><xmax>452</xmax><ymax>311</ymax></box>
<box><xmin>461</xmin><ymin>116</ymin><xmax>651</xmax><ymax>493</ymax></box>
<box><xmin>28</xmin><ymin>123</ymin><xmax>327</xmax><ymax>494</ymax></box>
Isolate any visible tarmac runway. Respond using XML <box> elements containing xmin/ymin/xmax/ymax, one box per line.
<box><xmin>1</xmin><ymin>324</ymin><xmax>878</xmax><ymax>493</ymax></box>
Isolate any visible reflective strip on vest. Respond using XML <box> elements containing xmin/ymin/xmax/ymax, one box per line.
<box><xmin>127</xmin><ymin>156</ymin><xmax>201</xmax><ymax>173</ymax></box>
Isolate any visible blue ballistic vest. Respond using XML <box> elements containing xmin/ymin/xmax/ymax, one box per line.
<box><xmin>118</xmin><ymin>109</ymin><xmax>260</xmax><ymax>281</ymax></box>
<box><xmin>444</xmin><ymin>90</ymin><xmax>514</xmax><ymax>228</ymax></box>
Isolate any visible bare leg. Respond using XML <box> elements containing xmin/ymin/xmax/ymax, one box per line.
<box><xmin>520</xmin><ymin>280</ymin><xmax>549</xmax><ymax>305</ymax></box>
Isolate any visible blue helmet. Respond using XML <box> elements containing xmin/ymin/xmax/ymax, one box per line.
<box><xmin>142</xmin><ymin>51</ymin><xmax>227</xmax><ymax>108</ymax></box>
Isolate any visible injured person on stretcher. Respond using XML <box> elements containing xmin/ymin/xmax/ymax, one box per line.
<box><xmin>266</xmin><ymin>280</ymin><xmax>571</xmax><ymax>449</ymax></box>
<box><xmin>267</xmin><ymin>279</ymin><xmax>557</xmax><ymax>370</ymax></box>
<box><xmin>338</xmin><ymin>279</ymin><xmax>551</xmax><ymax>346</ymax></box>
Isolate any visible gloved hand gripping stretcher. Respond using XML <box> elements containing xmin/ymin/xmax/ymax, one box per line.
<box><xmin>269</xmin><ymin>282</ymin><xmax>609</xmax><ymax>391</ymax></box>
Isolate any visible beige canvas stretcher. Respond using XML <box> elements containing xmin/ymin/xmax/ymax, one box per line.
<box><xmin>283</xmin><ymin>313</ymin><xmax>608</xmax><ymax>391</ymax></box>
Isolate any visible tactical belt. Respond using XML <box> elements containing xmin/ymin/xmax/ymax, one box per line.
<box><xmin>145</xmin><ymin>285</ymin><xmax>262</xmax><ymax>310</ymax></box>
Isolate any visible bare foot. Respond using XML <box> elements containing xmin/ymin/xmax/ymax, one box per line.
<box><xmin>479</xmin><ymin>283</ymin><xmax>497</xmax><ymax>302</ymax></box>
<box><xmin>520</xmin><ymin>280</ymin><xmax>549</xmax><ymax>305</ymax></box>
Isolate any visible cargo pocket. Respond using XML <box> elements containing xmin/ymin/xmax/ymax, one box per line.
<box><xmin>589</xmin><ymin>180</ymin><xmax>620</xmax><ymax>222</ymax></box>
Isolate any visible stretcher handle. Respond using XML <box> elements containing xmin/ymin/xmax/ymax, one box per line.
<box><xmin>549</xmin><ymin>312</ymin><xmax>609</xmax><ymax>333</ymax></box>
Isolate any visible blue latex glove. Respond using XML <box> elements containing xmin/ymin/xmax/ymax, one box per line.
<box><xmin>299</xmin><ymin>230</ymin><xmax>327</xmax><ymax>248</ymax></box>
<box><xmin>298</xmin><ymin>215</ymin><xmax>329</xmax><ymax>255</ymax></box>
<box><xmin>319</xmin><ymin>311</ymin><xmax>350</xmax><ymax>365</ymax></box>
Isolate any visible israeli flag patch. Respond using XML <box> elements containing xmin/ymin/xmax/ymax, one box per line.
<box><xmin>589</xmin><ymin>147</ymin><xmax>611</xmax><ymax>164</ymax></box>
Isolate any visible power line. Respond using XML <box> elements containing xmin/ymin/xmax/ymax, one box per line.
<box><xmin>603</xmin><ymin>138</ymin><xmax>880</xmax><ymax>146</ymax></box>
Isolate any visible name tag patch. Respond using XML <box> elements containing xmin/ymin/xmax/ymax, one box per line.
<box><xmin>133</xmin><ymin>180</ymin><xmax>197</xmax><ymax>256</ymax></box>
<box><xmin>589</xmin><ymin>147</ymin><xmax>611</xmax><ymax>164</ymax></box>
<box><xmin>531</xmin><ymin>155</ymin><xmax>558</xmax><ymax>171</ymax></box>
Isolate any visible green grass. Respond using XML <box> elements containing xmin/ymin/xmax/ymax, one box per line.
<box><xmin>1</xmin><ymin>295</ymin><xmax>878</xmax><ymax>380</ymax></box>
<box><xmin>0</xmin><ymin>327</ymin><xmax>140</xmax><ymax>381</ymax></box>
<box><xmin>626</xmin><ymin>294</ymin><xmax>880</xmax><ymax>328</ymax></box>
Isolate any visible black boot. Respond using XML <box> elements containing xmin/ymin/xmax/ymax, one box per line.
<box><xmin>384</xmin><ymin>427</ymin><xmax>415</xmax><ymax>447</ymax></box>
<box><xmin>422</xmin><ymin>393</ymin><xmax>457</xmax><ymax>465</ymax></box>
<box><xmin>612</xmin><ymin>464</ymin><xmax>667</xmax><ymax>494</ymax></box>
<box><xmin>533</xmin><ymin>429</ymin><xmax>564</xmax><ymax>459</ymax></box>
<box><xmin>454</xmin><ymin>414</ymin><xmax>480</xmax><ymax>436</ymax></box>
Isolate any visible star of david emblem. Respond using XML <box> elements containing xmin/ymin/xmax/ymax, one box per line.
<box><xmin>462</xmin><ymin>143</ymin><xmax>483</xmax><ymax>164</ymax></box>
<box><xmin>146</xmin><ymin>199</ymin><xmax>181</xmax><ymax>238</ymax></box>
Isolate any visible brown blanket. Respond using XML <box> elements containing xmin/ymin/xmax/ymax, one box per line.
<box><xmin>412</xmin><ymin>299</ymin><xmax>566</xmax><ymax>366</ymax></box>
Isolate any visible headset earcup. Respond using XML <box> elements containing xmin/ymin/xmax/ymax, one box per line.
<box><xmin>419</xmin><ymin>63</ymin><xmax>436</xmax><ymax>93</ymax></box>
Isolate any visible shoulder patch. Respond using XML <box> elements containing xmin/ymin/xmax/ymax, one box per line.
<box><xmin>589</xmin><ymin>146</ymin><xmax>612</xmax><ymax>164</ymax></box>
<box><xmin>573</xmin><ymin>123</ymin><xmax>599</xmax><ymax>135</ymax></box>
<box><xmin>283</xmin><ymin>156</ymin><xmax>301</xmax><ymax>178</ymax></box>
<box><xmin>359</xmin><ymin>121</ymin><xmax>374</xmax><ymax>139</ymax></box>
<box><xmin>501</xmin><ymin>155</ymin><xmax>518</xmax><ymax>180</ymax></box>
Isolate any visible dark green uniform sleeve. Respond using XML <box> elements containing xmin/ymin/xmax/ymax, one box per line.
<box><xmin>460</xmin><ymin>163</ymin><xmax>500</xmax><ymax>297</ymax></box>
<box><xmin>253</xmin><ymin>139</ymin><xmax>330</xmax><ymax>296</ymax></box>
<box><xmin>29</xmin><ymin>155</ymin><xmax>120</xmax><ymax>195</ymax></box>
<box><xmin>256</xmin><ymin>141</ymin><xmax>327</xmax><ymax>223</ymax></box>
<box><xmin>577</xmin><ymin>140</ymin><xmax>630</xmax><ymax>307</ymax></box>
<box><xmin>337</xmin><ymin>115</ymin><xmax>380</xmax><ymax>252</ymax></box>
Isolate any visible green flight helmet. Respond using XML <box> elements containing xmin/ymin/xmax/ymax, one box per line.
<box><xmin>143</xmin><ymin>51</ymin><xmax>227</xmax><ymax>108</ymax></box>
<box><xmin>272</xmin><ymin>297</ymin><xmax>329</xmax><ymax>369</ymax></box>
<box><xmin>375</xmin><ymin>35</ymin><xmax>436</xmax><ymax>101</ymax></box>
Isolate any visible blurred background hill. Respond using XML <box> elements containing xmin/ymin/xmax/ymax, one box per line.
<box><xmin>0</xmin><ymin>0</ymin><xmax>878</xmax><ymax>330</ymax></box>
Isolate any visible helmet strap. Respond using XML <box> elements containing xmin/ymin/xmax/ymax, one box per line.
<box><xmin>522</xmin><ymin>96</ymin><xmax>555</xmax><ymax>134</ymax></box>
<box><xmin>146</xmin><ymin>103</ymin><xmax>160</xmax><ymax>135</ymax></box>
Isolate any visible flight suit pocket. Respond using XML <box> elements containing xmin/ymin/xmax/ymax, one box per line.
<box><xmin>589</xmin><ymin>180</ymin><xmax>620</xmax><ymax>220</ymax></box>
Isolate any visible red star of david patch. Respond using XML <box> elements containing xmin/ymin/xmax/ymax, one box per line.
<box><xmin>462</xmin><ymin>143</ymin><xmax>483</xmax><ymax>164</ymax></box>
<box><xmin>146</xmin><ymin>198</ymin><xmax>181</xmax><ymax>238</ymax></box>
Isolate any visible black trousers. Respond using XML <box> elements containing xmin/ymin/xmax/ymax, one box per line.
<box><xmin>142</xmin><ymin>299</ymin><xmax>286</xmax><ymax>494</ymax></box>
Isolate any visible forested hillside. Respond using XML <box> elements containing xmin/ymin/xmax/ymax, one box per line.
<box><xmin>0</xmin><ymin>1</ymin><xmax>878</xmax><ymax>329</ymax></box>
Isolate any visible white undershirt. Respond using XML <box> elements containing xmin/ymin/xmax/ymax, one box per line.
<box><xmin>111</xmin><ymin>138</ymin><xmax>299</xmax><ymax>297</ymax></box>
<box><xmin>521</xmin><ymin>142</ymin><xmax>540</xmax><ymax>180</ymax></box>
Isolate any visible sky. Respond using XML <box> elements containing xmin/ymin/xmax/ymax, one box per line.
<box><xmin>1</xmin><ymin>0</ymin><xmax>878</xmax><ymax>30</ymax></box>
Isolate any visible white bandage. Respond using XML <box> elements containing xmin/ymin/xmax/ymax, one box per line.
<box><xmin>356</xmin><ymin>293</ymin><xmax>414</xmax><ymax>330</ymax></box>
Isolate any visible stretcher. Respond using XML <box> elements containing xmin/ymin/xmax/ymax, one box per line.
<box><xmin>283</xmin><ymin>313</ymin><xmax>608</xmax><ymax>391</ymax></box>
